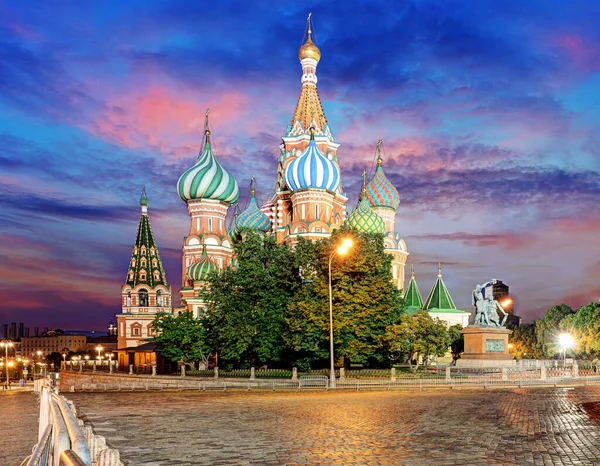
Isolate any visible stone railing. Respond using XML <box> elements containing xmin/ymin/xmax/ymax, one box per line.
<box><xmin>25</xmin><ymin>382</ymin><xmax>123</xmax><ymax>466</ymax></box>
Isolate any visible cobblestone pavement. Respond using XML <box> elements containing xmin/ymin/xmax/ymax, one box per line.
<box><xmin>0</xmin><ymin>390</ymin><xmax>39</xmax><ymax>466</ymax></box>
<box><xmin>68</xmin><ymin>387</ymin><xmax>600</xmax><ymax>466</ymax></box>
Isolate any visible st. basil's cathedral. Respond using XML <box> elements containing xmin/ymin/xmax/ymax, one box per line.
<box><xmin>116</xmin><ymin>18</ymin><xmax>469</xmax><ymax>354</ymax></box>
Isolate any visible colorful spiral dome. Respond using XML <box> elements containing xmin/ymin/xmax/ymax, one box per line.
<box><xmin>177</xmin><ymin>129</ymin><xmax>239</xmax><ymax>204</ymax></box>
<box><xmin>346</xmin><ymin>193</ymin><xmax>385</xmax><ymax>235</ymax></box>
<box><xmin>186</xmin><ymin>245</ymin><xmax>219</xmax><ymax>282</ymax></box>
<box><xmin>366</xmin><ymin>157</ymin><xmax>400</xmax><ymax>210</ymax></box>
<box><xmin>284</xmin><ymin>132</ymin><xmax>340</xmax><ymax>192</ymax></box>
<box><xmin>234</xmin><ymin>177</ymin><xmax>271</xmax><ymax>234</ymax></box>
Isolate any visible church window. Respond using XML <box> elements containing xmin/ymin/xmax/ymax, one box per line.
<box><xmin>132</xmin><ymin>325</ymin><xmax>141</xmax><ymax>337</ymax></box>
<box><xmin>128</xmin><ymin>271</ymin><xmax>134</xmax><ymax>281</ymax></box>
<box><xmin>141</xmin><ymin>246</ymin><xmax>146</xmax><ymax>255</ymax></box>
<box><xmin>208</xmin><ymin>218</ymin><xmax>213</xmax><ymax>231</ymax></box>
<box><xmin>138</xmin><ymin>289</ymin><xmax>149</xmax><ymax>306</ymax></box>
<box><xmin>140</xmin><ymin>258</ymin><xmax>147</xmax><ymax>268</ymax></box>
<box><xmin>153</xmin><ymin>270</ymin><xmax>160</xmax><ymax>281</ymax></box>
<box><xmin>156</xmin><ymin>290</ymin><xmax>163</xmax><ymax>307</ymax></box>
<box><xmin>150</xmin><ymin>248</ymin><xmax>155</xmax><ymax>256</ymax></box>
<box><xmin>131</xmin><ymin>259</ymin><xmax>136</xmax><ymax>267</ymax></box>
<box><xmin>126</xmin><ymin>291</ymin><xmax>132</xmax><ymax>306</ymax></box>
<box><xmin>147</xmin><ymin>325</ymin><xmax>155</xmax><ymax>336</ymax></box>
<box><xmin>152</xmin><ymin>259</ymin><xmax>157</xmax><ymax>267</ymax></box>
<box><xmin>315</xmin><ymin>205</ymin><xmax>319</xmax><ymax>219</ymax></box>
<box><xmin>139</xmin><ymin>270</ymin><xmax>147</xmax><ymax>281</ymax></box>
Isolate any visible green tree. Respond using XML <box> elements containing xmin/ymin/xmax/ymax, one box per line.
<box><xmin>152</xmin><ymin>311</ymin><xmax>212</xmax><ymax>367</ymax></box>
<box><xmin>561</xmin><ymin>302</ymin><xmax>600</xmax><ymax>358</ymax></box>
<box><xmin>535</xmin><ymin>304</ymin><xmax>574</xmax><ymax>358</ymax></box>
<box><xmin>202</xmin><ymin>230</ymin><xmax>300</xmax><ymax>367</ymax></box>
<box><xmin>285</xmin><ymin>228</ymin><xmax>404</xmax><ymax>369</ymax></box>
<box><xmin>385</xmin><ymin>310</ymin><xmax>450</xmax><ymax>373</ymax></box>
<box><xmin>508</xmin><ymin>323</ymin><xmax>537</xmax><ymax>359</ymax></box>
<box><xmin>448</xmin><ymin>324</ymin><xmax>464</xmax><ymax>363</ymax></box>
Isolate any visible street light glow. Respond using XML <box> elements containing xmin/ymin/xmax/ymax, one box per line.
<box><xmin>559</xmin><ymin>333</ymin><xmax>575</xmax><ymax>349</ymax></box>
<box><xmin>341</xmin><ymin>238</ymin><xmax>353</xmax><ymax>248</ymax></box>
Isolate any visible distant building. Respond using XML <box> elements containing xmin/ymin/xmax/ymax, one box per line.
<box><xmin>20</xmin><ymin>335</ymin><xmax>87</xmax><ymax>357</ymax></box>
<box><xmin>492</xmin><ymin>280</ymin><xmax>520</xmax><ymax>325</ymax></box>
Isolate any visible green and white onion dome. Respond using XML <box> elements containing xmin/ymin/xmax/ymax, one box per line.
<box><xmin>186</xmin><ymin>246</ymin><xmax>219</xmax><ymax>282</ymax></box>
<box><xmin>177</xmin><ymin>130</ymin><xmax>239</xmax><ymax>204</ymax></box>
<box><xmin>346</xmin><ymin>193</ymin><xmax>385</xmax><ymax>234</ymax></box>
<box><xmin>234</xmin><ymin>178</ymin><xmax>271</xmax><ymax>233</ymax></box>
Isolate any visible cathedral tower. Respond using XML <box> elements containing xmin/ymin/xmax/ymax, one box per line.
<box><xmin>266</xmin><ymin>15</ymin><xmax>347</xmax><ymax>245</ymax></box>
<box><xmin>117</xmin><ymin>188</ymin><xmax>171</xmax><ymax>349</ymax></box>
<box><xmin>366</xmin><ymin>141</ymin><xmax>408</xmax><ymax>289</ymax></box>
<box><xmin>177</xmin><ymin>111</ymin><xmax>239</xmax><ymax>311</ymax></box>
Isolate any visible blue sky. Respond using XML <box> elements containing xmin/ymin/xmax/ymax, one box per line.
<box><xmin>1</xmin><ymin>0</ymin><xmax>599</xmax><ymax>330</ymax></box>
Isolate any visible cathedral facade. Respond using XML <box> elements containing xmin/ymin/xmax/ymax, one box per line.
<box><xmin>174</xmin><ymin>18</ymin><xmax>409</xmax><ymax>317</ymax></box>
<box><xmin>117</xmin><ymin>18</ymin><xmax>412</xmax><ymax>349</ymax></box>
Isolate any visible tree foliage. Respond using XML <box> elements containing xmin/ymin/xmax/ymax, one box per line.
<box><xmin>385</xmin><ymin>311</ymin><xmax>450</xmax><ymax>373</ymax></box>
<box><xmin>285</xmin><ymin>228</ymin><xmax>404</xmax><ymax>369</ymax></box>
<box><xmin>448</xmin><ymin>324</ymin><xmax>464</xmax><ymax>363</ymax></box>
<box><xmin>202</xmin><ymin>230</ymin><xmax>300</xmax><ymax>367</ymax></box>
<box><xmin>534</xmin><ymin>304</ymin><xmax>574</xmax><ymax>358</ymax></box>
<box><xmin>560</xmin><ymin>302</ymin><xmax>600</xmax><ymax>357</ymax></box>
<box><xmin>507</xmin><ymin>323</ymin><xmax>537</xmax><ymax>359</ymax></box>
<box><xmin>152</xmin><ymin>311</ymin><xmax>212</xmax><ymax>366</ymax></box>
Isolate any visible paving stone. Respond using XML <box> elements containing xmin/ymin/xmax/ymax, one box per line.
<box><xmin>0</xmin><ymin>391</ymin><xmax>40</xmax><ymax>466</ymax></box>
<box><xmin>62</xmin><ymin>387</ymin><xmax>600</xmax><ymax>465</ymax></box>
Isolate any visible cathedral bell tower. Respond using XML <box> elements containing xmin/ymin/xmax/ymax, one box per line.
<box><xmin>265</xmin><ymin>14</ymin><xmax>347</xmax><ymax>245</ymax></box>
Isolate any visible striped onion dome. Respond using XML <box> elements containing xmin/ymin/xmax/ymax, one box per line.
<box><xmin>366</xmin><ymin>148</ymin><xmax>400</xmax><ymax>210</ymax></box>
<box><xmin>235</xmin><ymin>177</ymin><xmax>271</xmax><ymax>233</ymax></box>
<box><xmin>177</xmin><ymin>129</ymin><xmax>239</xmax><ymax>204</ymax></box>
<box><xmin>346</xmin><ymin>192</ymin><xmax>385</xmax><ymax>235</ymax></box>
<box><xmin>186</xmin><ymin>245</ymin><xmax>219</xmax><ymax>282</ymax></box>
<box><xmin>284</xmin><ymin>130</ymin><xmax>340</xmax><ymax>192</ymax></box>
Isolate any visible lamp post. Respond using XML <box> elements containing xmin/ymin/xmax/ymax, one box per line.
<box><xmin>96</xmin><ymin>345</ymin><xmax>103</xmax><ymax>360</ymax></box>
<box><xmin>559</xmin><ymin>333</ymin><xmax>574</xmax><ymax>363</ymax></box>
<box><xmin>327</xmin><ymin>238</ymin><xmax>353</xmax><ymax>389</ymax></box>
<box><xmin>0</xmin><ymin>341</ymin><xmax>14</xmax><ymax>388</ymax></box>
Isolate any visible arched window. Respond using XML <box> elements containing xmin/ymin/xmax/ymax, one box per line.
<box><xmin>138</xmin><ymin>289</ymin><xmax>149</xmax><ymax>307</ymax></box>
<box><xmin>150</xmin><ymin>248</ymin><xmax>155</xmax><ymax>256</ymax></box>
<box><xmin>156</xmin><ymin>290</ymin><xmax>163</xmax><ymax>307</ymax></box>
<box><xmin>315</xmin><ymin>204</ymin><xmax>319</xmax><ymax>219</ymax></box>
<box><xmin>208</xmin><ymin>218</ymin><xmax>213</xmax><ymax>232</ymax></box>
<box><xmin>140</xmin><ymin>269</ymin><xmax>147</xmax><ymax>281</ymax></box>
<box><xmin>153</xmin><ymin>270</ymin><xmax>160</xmax><ymax>281</ymax></box>
<box><xmin>152</xmin><ymin>259</ymin><xmax>157</xmax><ymax>267</ymax></box>
<box><xmin>131</xmin><ymin>258</ymin><xmax>136</xmax><ymax>267</ymax></box>
<box><xmin>126</xmin><ymin>291</ymin><xmax>132</xmax><ymax>306</ymax></box>
<box><xmin>141</xmin><ymin>246</ymin><xmax>146</xmax><ymax>255</ymax></box>
<box><xmin>141</xmin><ymin>258</ymin><xmax>147</xmax><ymax>268</ymax></box>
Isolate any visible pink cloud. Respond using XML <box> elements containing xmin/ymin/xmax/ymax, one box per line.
<box><xmin>8</xmin><ymin>23</ymin><xmax>41</xmax><ymax>39</ymax></box>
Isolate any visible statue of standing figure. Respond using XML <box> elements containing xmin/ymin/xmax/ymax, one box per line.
<box><xmin>473</xmin><ymin>280</ymin><xmax>508</xmax><ymax>327</ymax></box>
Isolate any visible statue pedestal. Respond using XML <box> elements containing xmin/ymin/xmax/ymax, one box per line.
<box><xmin>456</xmin><ymin>326</ymin><xmax>515</xmax><ymax>368</ymax></box>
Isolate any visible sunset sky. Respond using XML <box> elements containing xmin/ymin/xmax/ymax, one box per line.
<box><xmin>1</xmin><ymin>0</ymin><xmax>599</xmax><ymax>330</ymax></box>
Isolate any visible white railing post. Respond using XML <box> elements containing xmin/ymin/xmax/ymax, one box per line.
<box><xmin>152</xmin><ymin>364</ymin><xmax>157</xmax><ymax>376</ymax></box>
<box><xmin>129</xmin><ymin>365</ymin><xmax>133</xmax><ymax>375</ymax></box>
<box><xmin>250</xmin><ymin>367</ymin><xmax>256</xmax><ymax>380</ymax></box>
<box><xmin>214</xmin><ymin>367</ymin><xmax>219</xmax><ymax>379</ymax></box>
<box><xmin>391</xmin><ymin>368</ymin><xmax>396</xmax><ymax>382</ymax></box>
<box><xmin>540</xmin><ymin>366</ymin><xmax>547</xmax><ymax>380</ymax></box>
<box><xmin>445</xmin><ymin>366</ymin><xmax>451</xmax><ymax>381</ymax></box>
<box><xmin>292</xmin><ymin>367</ymin><xmax>298</xmax><ymax>381</ymax></box>
<box><xmin>180</xmin><ymin>365</ymin><xmax>186</xmax><ymax>377</ymax></box>
<box><xmin>572</xmin><ymin>363</ymin><xmax>579</xmax><ymax>378</ymax></box>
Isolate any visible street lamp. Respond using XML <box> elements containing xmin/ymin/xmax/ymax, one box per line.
<box><xmin>96</xmin><ymin>345</ymin><xmax>104</xmax><ymax>360</ymax></box>
<box><xmin>0</xmin><ymin>341</ymin><xmax>14</xmax><ymax>388</ymax></box>
<box><xmin>328</xmin><ymin>238</ymin><xmax>353</xmax><ymax>389</ymax></box>
<box><xmin>559</xmin><ymin>333</ymin><xmax>575</xmax><ymax>362</ymax></box>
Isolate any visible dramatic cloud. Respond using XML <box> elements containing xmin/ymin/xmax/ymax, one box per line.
<box><xmin>1</xmin><ymin>0</ymin><xmax>600</xmax><ymax>329</ymax></box>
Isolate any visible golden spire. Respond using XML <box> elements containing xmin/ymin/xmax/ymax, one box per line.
<box><xmin>250</xmin><ymin>175</ymin><xmax>256</xmax><ymax>199</ymax></box>
<box><xmin>298</xmin><ymin>13</ymin><xmax>321</xmax><ymax>62</ymax></box>
<box><xmin>438</xmin><ymin>262</ymin><xmax>442</xmax><ymax>277</ymax></box>
<box><xmin>204</xmin><ymin>108</ymin><xmax>211</xmax><ymax>144</ymax></box>
<box><xmin>411</xmin><ymin>264</ymin><xmax>415</xmax><ymax>279</ymax></box>
<box><xmin>376</xmin><ymin>139</ymin><xmax>383</xmax><ymax>167</ymax></box>
<box><xmin>361</xmin><ymin>170</ymin><xmax>367</xmax><ymax>196</ymax></box>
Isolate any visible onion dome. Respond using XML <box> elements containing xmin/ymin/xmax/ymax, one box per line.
<box><xmin>284</xmin><ymin>129</ymin><xmax>340</xmax><ymax>192</ymax></box>
<box><xmin>140</xmin><ymin>186</ymin><xmax>148</xmax><ymax>206</ymax></box>
<box><xmin>235</xmin><ymin>176</ymin><xmax>271</xmax><ymax>233</ymax></box>
<box><xmin>228</xmin><ymin>203</ymin><xmax>241</xmax><ymax>238</ymax></box>
<box><xmin>298</xmin><ymin>22</ymin><xmax>321</xmax><ymax>62</ymax></box>
<box><xmin>346</xmin><ymin>173</ymin><xmax>385</xmax><ymax>234</ymax></box>
<box><xmin>186</xmin><ymin>245</ymin><xmax>218</xmax><ymax>282</ymax></box>
<box><xmin>366</xmin><ymin>141</ymin><xmax>400</xmax><ymax>210</ymax></box>
<box><xmin>177</xmin><ymin>113</ymin><xmax>239</xmax><ymax>204</ymax></box>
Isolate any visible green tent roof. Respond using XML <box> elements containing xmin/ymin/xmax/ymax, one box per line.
<box><xmin>404</xmin><ymin>264</ymin><xmax>423</xmax><ymax>309</ymax></box>
<box><xmin>423</xmin><ymin>264</ymin><xmax>457</xmax><ymax>311</ymax></box>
